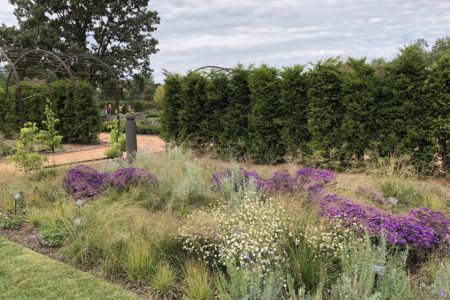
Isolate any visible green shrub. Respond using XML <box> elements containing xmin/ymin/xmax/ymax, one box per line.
<box><xmin>105</xmin><ymin>120</ymin><xmax>126</xmax><ymax>159</ymax></box>
<box><xmin>216</xmin><ymin>264</ymin><xmax>284</xmax><ymax>300</ymax></box>
<box><xmin>136</xmin><ymin>118</ymin><xmax>160</xmax><ymax>135</ymax></box>
<box><xmin>330</xmin><ymin>235</ymin><xmax>412</xmax><ymax>300</ymax></box>
<box><xmin>7</xmin><ymin>122</ymin><xmax>47</xmax><ymax>171</ymax></box>
<box><xmin>0</xmin><ymin>213</ymin><xmax>23</xmax><ymax>230</ymax></box>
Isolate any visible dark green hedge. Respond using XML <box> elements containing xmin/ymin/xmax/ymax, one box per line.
<box><xmin>0</xmin><ymin>80</ymin><xmax>99</xmax><ymax>144</ymax></box>
<box><xmin>161</xmin><ymin>41</ymin><xmax>449</xmax><ymax>172</ymax></box>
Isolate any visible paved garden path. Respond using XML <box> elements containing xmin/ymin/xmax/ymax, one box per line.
<box><xmin>0</xmin><ymin>133</ymin><xmax>165</xmax><ymax>175</ymax></box>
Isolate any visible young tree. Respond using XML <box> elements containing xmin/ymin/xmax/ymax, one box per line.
<box><xmin>1</xmin><ymin>0</ymin><xmax>159</xmax><ymax>77</ymax></box>
<box><xmin>37</xmin><ymin>99</ymin><xmax>63</xmax><ymax>153</ymax></box>
<box><xmin>247</xmin><ymin>65</ymin><xmax>284</xmax><ymax>163</ymax></box>
<box><xmin>8</xmin><ymin>122</ymin><xmax>47</xmax><ymax>171</ymax></box>
<box><xmin>279</xmin><ymin>65</ymin><xmax>309</xmax><ymax>155</ymax></box>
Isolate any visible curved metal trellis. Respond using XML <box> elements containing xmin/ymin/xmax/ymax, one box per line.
<box><xmin>193</xmin><ymin>65</ymin><xmax>232</xmax><ymax>74</ymax></box>
<box><xmin>0</xmin><ymin>47</ymin><xmax>121</xmax><ymax>127</ymax></box>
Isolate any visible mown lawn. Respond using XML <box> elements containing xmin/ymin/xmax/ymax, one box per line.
<box><xmin>0</xmin><ymin>237</ymin><xmax>139</xmax><ymax>300</ymax></box>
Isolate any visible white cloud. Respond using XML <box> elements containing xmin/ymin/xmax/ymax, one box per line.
<box><xmin>0</xmin><ymin>0</ymin><xmax>449</xmax><ymax>82</ymax></box>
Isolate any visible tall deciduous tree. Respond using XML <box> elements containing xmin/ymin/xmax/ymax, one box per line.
<box><xmin>1</xmin><ymin>0</ymin><xmax>160</xmax><ymax>77</ymax></box>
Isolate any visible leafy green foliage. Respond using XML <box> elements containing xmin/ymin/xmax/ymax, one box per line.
<box><xmin>105</xmin><ymin>120</ymin><xmax>126</xmax><ymax>159</ymax></box>
<box><xmin>7</xmin><ymin>122</ymin><xmax>47</xmax><ymax>171</ymax></box>
<box><xmin>0</xmin><ymin>213</ymin><xmax>23</xmax><ymax>230</ymax></box>
<box><xmin>216</xmin><ymin>264</ymin><xmax>284</xmax><ymax>300</ymax></box>
<box><xmin>1</xmin><ymin>0</ymin><xmax>159</xmax><ymax>77</ymax></box>
<box><xmin>0</xmin><ymin>80</ymin><xmax>100</xmax><ymax>144</ymax></box>
<box><xmin>37</xmin><ymin>99</ymin><xmax>63</xmax><ymax>153</ymax></box>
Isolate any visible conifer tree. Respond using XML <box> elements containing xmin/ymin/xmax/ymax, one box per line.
<box><xmin>160</xmin><ymin>73</ymin><xmax>183</xmax><ymax>141</ymax></box>
<box><xmin>426</xmin><ymin>52</ymin><xmax>450</xmax><ymax>172</ymax></box>
<box><xmin>248</xmin><ymin>65</ymin><xmax>284</xmax><ymax>163</ymax></box>
<box><xmin>205</xmin><ymin>71</ymin><xmax>229</xmax><ymax>144</ymax></box>
<box><xmin>307</xmin><ymin>58</ymin><xmax>344</xmax><ymax>157</ymax></box>
<box><xmin>340</xmin><ymin>58</ymin><xmax>376</xmax><ymax>159</ymax></box>
<box><xmin>219</xmin><ymin>65</ymin><xmax>251</xmax><ymax>158</ymax></box>
<box><xmin>179</xmin><ymin>72</ymin><xmax>208</xmax><ymax>144</ymax></box>
<box><xmin>279</xmin><ymin>65</ymin><xmax>309</xmax><ymax>155</ymax></box>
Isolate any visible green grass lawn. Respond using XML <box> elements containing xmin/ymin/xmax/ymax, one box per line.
<box><xmin>0</xmin><ymin>237</ymin><xmax>140</xmax><ymax>300</ymax></box>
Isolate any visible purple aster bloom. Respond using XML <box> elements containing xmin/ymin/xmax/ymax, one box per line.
<box><xmin>109</xmin><ymin>167</ymin><xmax>158</xmax><ymax>189</ymax></box>
<box><xmin>63</xmin><ymin>165</ymin><xmax>109</xmax><ymax>198</ymax></box>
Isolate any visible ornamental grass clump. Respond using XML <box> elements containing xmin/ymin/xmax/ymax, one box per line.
<box><xmin>109</xmin><ymin>167</ymin><xmax>158</xmax><ymax>190</ymax></box>
<box><xmin>63</xmin><ymin>165</ymin><xmax>109</xmax><ymax>198</ymax></box>
<box><xmin>180</xmin><ymin>191</ymin><xmax>289</xmax><ymax>272</ymax></box>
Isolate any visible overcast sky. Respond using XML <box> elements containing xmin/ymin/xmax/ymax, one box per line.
<box><xmin>1</xmin><ymin>0</ymin><xmax>449</xmax><ymax>82</ymax></box>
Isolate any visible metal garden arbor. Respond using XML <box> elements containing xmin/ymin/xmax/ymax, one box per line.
<box><xmin>0</xmin><ymin>47</ymin><xmax>121</xmax><ymax>127</ymax></box>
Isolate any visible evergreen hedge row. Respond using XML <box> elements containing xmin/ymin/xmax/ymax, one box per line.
<box><xmin>0</xmin><ymin>80</ymin><xmax>99</xmax><ymax>144</ymax></box>
<box><xmin>161</xmin><ymin>41</ymin><xmax>449</xmax><ymax>172</ymax></box>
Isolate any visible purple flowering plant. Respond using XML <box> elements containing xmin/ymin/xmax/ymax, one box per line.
<box><xmin>109</xmin><ymin>167</ymin><xmax>158</xmax><ymax>189</ymax></box>
<box><xmin>63</xmin><ymin>165</ymin><xmax>109</xmax><ymax>198</ymax></box>
<box><xmin>63</xmin><ymin>165</ymin><xmax>158</xmax><ymax>198</ymax></box>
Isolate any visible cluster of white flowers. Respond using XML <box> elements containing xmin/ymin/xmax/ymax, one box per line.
<box><xmin>180</xmin><ymin>191</ymin><xmax>289</xmax><ymax>271</ymax></box>
<box><xmin>298</xmin><ymin>219</ymin><xmax>363</xmax><ymax>261</ymax></box>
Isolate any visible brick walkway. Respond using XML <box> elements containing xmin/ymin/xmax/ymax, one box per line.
<box><xmin>0</xmin><ymin>133</ymin><xmax>165</xmax><ymax>176</ymax></box>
